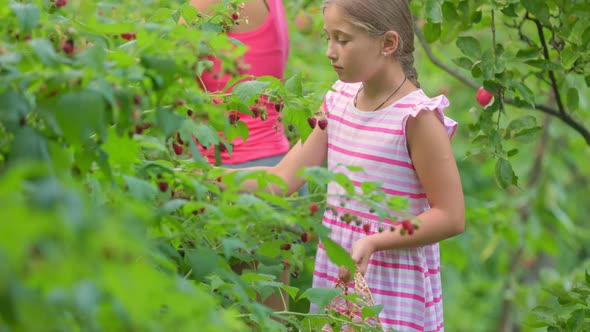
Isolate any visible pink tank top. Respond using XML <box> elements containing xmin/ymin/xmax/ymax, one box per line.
<box><xmin>198</xmin><ymin>0</ymin><xmax>290</xmax><ymax>164</ymax></box>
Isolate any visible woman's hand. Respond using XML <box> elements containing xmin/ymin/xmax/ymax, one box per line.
<box><xmin>350</xmin><ymin>235</ymin><xmax>377</xmax><ymax>276</ymax></box>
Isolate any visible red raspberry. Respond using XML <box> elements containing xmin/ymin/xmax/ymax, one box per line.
<box><xmin>55</xmin><ymin>0</ymin><xmax>67</xmax><ymax>7</ymax></box>
<box><xmin>309</xmin><ymin>203</ymin><xmax>319</xmax><ymax>214</ymax></box>
<box><xmin>158</xmin><ymin>181</ymin><xmax>169</xmax><ymax>192</ymax></box>
<box><xmin>228</xmin><ymin>111</ymin><xmax>240</xmax><ymax>124</ymax></box>
<box><xmin>232</xmin><ymin>13</ymin><xmax>239</xmax><ymax>21</ymax></box>
<box><xmin>280</xmin><ymin>243</ymin><xmax>291</xmax><ymax>251</ymax></box>
<box><xmin>173</xmin><ymin>143</ymin><xmax>183</xmax><ymax>155</ymax></box>
<box><xmin>318</xmin><ymin>119</ymin><xmax>328</xmax><ymax>130</ymax></box>
<box><xmin>401</xmin><ymin>220</ymin><xmax>415</xmax><ymax>235</ymax></box>
<box><xmin>300</xmin><ymin>232</ymin><xmax>308</xmax><ymax>243</ymax></box>
<box><xmin>274</xmin><ymin>102</ymin><xmax>284</xmax><ymax>112</ymax></box>
<box><xmin>283</xmin><ymin>260</ymin><xmax>290</xmax><ymax>267</ymax></box>
<box><xmin>62</xmin><ymin>39</ymin><xmax>74</xmax><ymax>55</ymax></box>
<box><xmin>307</xmin><ymin>117</ymin><xmax>317</xmax><ymax>129</ymax></box>
<box><xmin>121</xmin><ymin>33</ymin><xmax>136</xmax><ymax>40</ymax></box>
<box><xmin>362</xmin><ymin>224</ymin><xmax>371</xmax><ymax>233</ymax></box>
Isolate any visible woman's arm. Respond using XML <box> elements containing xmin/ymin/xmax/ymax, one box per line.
<box><xmin>351</xmin><ymin>109</ymin><xmax>465</xmax><ymax>273</ymax></box>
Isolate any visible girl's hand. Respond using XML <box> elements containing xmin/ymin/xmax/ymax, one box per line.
<box><xmin>350</xmin><ymin>236</ymin><xmax>377</xmax><ymax>276</ymax></box>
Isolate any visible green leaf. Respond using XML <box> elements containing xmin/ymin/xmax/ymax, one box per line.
<box><xmin>0</xmin><ymin>91</ymin><xmax>30</xmax><ymax>128</ymax></box>
<box><xmin>156</xmin><ymin>107</ymin><xmax>184</xmax><ymax>138</ymax></box>
<box><xmin>321</xmin><ymin>237</ymin><xmax>355</xmax><ymax>275</ymax></box>
<box><xmin>516</xmin><ymin>47</ymin><xmax>542</xmax><ymax>59</ymax></box>
<box><xmin>585</xmin><ymin>270</ymin><xmax>590</xmax><ymax>285</ymax></box>
<box><xmin>29</xmin><ymin>38</ymin><xmax>71</xmax><ymax>66</ymax></box>
<box><xmin>522</xmin><ymin>0</ymin><xmax>550</xmax><ymax>25</ymax></box>
<box><xmin>232</xmin><ymin>80</ymin><xmax>270</xmax><ymax>104</ymax></box>
<box><xmin>425</xmin><ymin>0</ymin><xmax>443</xmax><ymax>23</ymax></box>
<box><xmin>9</xmin><ymin>127</ymin><xmax>50</xmax><ymax>164</ymax></box>
<box><xmin>456</xmin><ymin>36</ymin><xmax>481</xmax><ymax>58</ymax></box>
<box><xmin>514</xmin><ymin>127</ymin><xmax>542</xmax><ymax>143</ymax></box>
<box><xmin>226</xmin><ymin>121</ymin><xmax>249</xmax><ymax>143</ymax></box>
<box><xmin>566</xmin><ymin>309</ymin><xmax>585</xmax><ymax>331</ymax></box>
<box><xmin>158</xmin><ymin>199</ymin><xmax>188</xmax><ymax>216</ymax></box>
<box><xmin>280</xmin><ymin>285</ymin><xmax>300</xmax><ymax>300</ymax></box>
<box><xmin>284</xmin><ymin>74</ymin><xmax>302</xmax><ymax>96</ymax></box>
<box><xmin>507</xmin><ymin>115</ymin><xmax>537</xmax><ymax>132</ymax></box>
<box><xmin>361</xmin><ymin>304</ymin><xmax>384</xmax><ymax>321</ymax></box>
<box><xmin>495</xmin><ymin>158</ymin><xmax>517</xmax><ymax>189</ymax></box>
<box><xmin>123</xmin><ymin>175</ymin><xmax>158</xmax><ymax>202</ymax></box>
<box><xmin>567</xmin><ymin>88</ymin><xmax>579</xmax><ymax>112</ymax></box>
<box><xmin>10</xmin><ymin>3</ymin><xmax>40</xmax><ymax>34</ymax></box>
<box><xmin>452</xmin><ymin>57</ymin><xmax>474</xmax><ymax>70</ymax></box>
<box><xmin>334</xmin><ymin>173</ymin><xmax>355</xmax><ymax>195</ymax></box>
<box><xmin>300</xmin><ymin>287</ymin><xmax>341</xmax><ymax>310</ymax></box>
<box><xmin>525</xmin><ymin>59</ymin><xmax>562</xmax><ymax>71</ymax></box>
<box><xmin>75</xmin><ymin>43</ymin><xmax>106</xmax><ymax>72</ymax></box>
<box><xmin>55</xmin><ymin>90</ymin><xmax>107</xmax><ymax>145</ymax></box>
<box><xmin>141</xmin><ymin>55</ymin><xmax>178</xmax><ymax>83</ymax></box>
<box><xmin>423</xmin><ymin>22</ymin><xmax>441</xmax><ymax>43</ymax></box>
<box><xmin>148</xmin><ymin>8</ymin><xmax>174</xmax><ymax>23</ymax></box>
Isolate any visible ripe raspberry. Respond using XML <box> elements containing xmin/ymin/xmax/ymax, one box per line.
<box><xmin>62</xmin><ymin>39</ymin><xmax>74</xmax><ymax>55</ymax></box>
<box><xmin>158</xmin><ymin>181</ymin><xmax>169</xmax><ymax>192</ymax></box>
<box><xmin>249</xmin><ymin>106</ymin><xmax>260</xmax><ymax>118</ymax></box>
<box><xmin>300</xmin><ymin>232</ymin><xmax>308</xmax><ymax>243</ymax></box>
<box><xmin>307</xmin><ymin>117</ymin><xmax>317</xmax><ymax>129</ymax></box>
<box><xmin>318</xmin><ymin>119</ymin><xmax>328</xmax><ymax>130</ymax></box>
<box><xmin>55</xmin><ymin>0</ymin><xmax>67</xmax><ymax>7</ymax></box>
<box><xmin>232</xmin><ymin>13</ymin><xmax>239</xmax><ymax>21</ymax></box>
<box><xmin>401</xmin><ymin>220</ymin><xmax>415</xmax><ymax>235</ymax></box>
<box><xmin>309</xmin><ymin>203</ymin><xmax>319</xmax><ymax>214</ymax></box>
<box><xmin>187</xmin><ymin>109</ymin><xmax>193</xmax><ymax>116</ymax></box>
<box><xmin>362</xmin><ymin>224</ymin><xmax>371</xmax><ymax>233</ymax></box>
<box><xmin>173</xmin><ymin>143</ymin><xmax>183</xmax><ymax>155</ymax></box>
<box><xmin>283</xmin><ymin>260</ymin><xmax>290</xmax><ymax>267</ymax></box>
<box><xmin>228</xmin><ymin>112</ymin><xmax>240</xmax><ymax>124</ymax></box>
<box><xmin>274</xmin><ymin>102</ymin><xmax>284</xmax><ymax>112</ymax></box>
<box><xmin>121</xmin><ymin>33</ymin><xmax>136</xmax><ymax>40</ymax></box>
<box><xmin>280</xmin><ymin>243</ymin><xmax>291</xmax><ymax>251</ymax></box>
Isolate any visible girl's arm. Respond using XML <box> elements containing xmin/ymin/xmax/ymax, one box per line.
<box><xmin>352</xmin><ymin>109</ymin><xmax>465</xmax><ymax>273</ymax></box>
<box><xmin>220</xmin><ymin>107</ymin><xmax>329</xmax><ymax>195</ymax></box>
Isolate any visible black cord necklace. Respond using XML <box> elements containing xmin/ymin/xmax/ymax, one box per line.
<box><xmin>354</xmin><ymin>76</ymin><xmax>408</xmax><ymax>112</ymax></box>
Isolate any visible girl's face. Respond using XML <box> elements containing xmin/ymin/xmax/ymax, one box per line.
<box><xmin>323</xmin><ymin>5</ymin><xmax>383</xmax><ymax>83</ymax></box>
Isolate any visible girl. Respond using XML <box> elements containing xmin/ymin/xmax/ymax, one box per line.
<box><xmin>216</xmin><ymin>0</ymin><xmax>465</xmax><ymax>330</ymax></box>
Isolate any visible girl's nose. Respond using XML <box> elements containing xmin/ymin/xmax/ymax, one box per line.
<box><xmin>325</xmin><ymin>44</ymin><xmax>336</xmax><ymax>61</ymax></box>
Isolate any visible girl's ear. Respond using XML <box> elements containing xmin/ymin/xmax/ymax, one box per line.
<box><xmin>382</xmin><ymin>30</ymin><xmax>399</xmax><ymax>56</ymax></box>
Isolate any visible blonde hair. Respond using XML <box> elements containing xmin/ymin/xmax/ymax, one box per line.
<box><xmin>323</xmin><ymin>0</ymin><xmax>420</xmax><ymax>87</ymax></box>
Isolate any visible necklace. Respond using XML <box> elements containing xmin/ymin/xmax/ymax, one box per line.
<box><xmin>354</xmin><ymin>76</ymin><xmax>407</xmax><ymax>112</ymax></box>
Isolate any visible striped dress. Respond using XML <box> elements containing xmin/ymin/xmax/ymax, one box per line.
<box><xmin>311</xmin><ymin>81</ymin><xmax>458</xmax><ymax>332</ymax></box>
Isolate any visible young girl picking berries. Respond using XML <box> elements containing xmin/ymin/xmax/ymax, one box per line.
<box><xmin>211</xmin><ymin>0</ymin><xmax>465</xmax><ymax>330</ymax></box>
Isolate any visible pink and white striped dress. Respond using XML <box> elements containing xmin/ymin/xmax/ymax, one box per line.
<box><xmin>311</xmin><ymin>81</ymin><xmax>458</xmax><ymax>332</ymax></box>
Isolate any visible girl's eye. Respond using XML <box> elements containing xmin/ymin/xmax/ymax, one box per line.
<box><xmin>337</xmin><ymin>39</ymin><xmax>349</xmax><ymax>44</ymax></box>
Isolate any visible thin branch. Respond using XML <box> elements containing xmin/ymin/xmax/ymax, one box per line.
<box><xmin>414</xmin><ymin>24</ymin><xmax>590</xmax><ymax>146</ymax></box>
<box><xmin>528</xmin><ymin>15</ymin><xmax>566</xmax><ymax>115</ymax></box>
